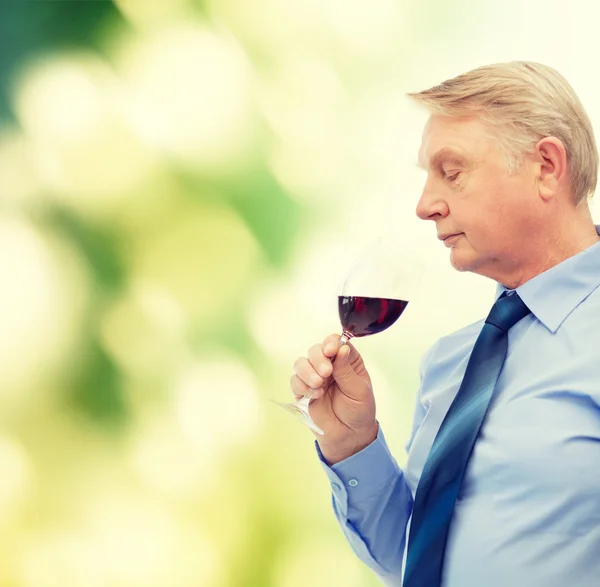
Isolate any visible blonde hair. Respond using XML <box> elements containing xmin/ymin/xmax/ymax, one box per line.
<box><xmin>407</xmin><ymin>61</ymin><xmax>599</xmax><ymax>204</ymax></box>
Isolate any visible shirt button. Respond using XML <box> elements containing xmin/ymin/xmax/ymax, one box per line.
<box><xmin>331</xmin><ymin>482</ymin><xmax>341</xmax><ymax>491</ymax></box>
<box><xmin>349</xmin><ymin>479</ymin><xmax>358</xmax><ymax>487</ymax></box>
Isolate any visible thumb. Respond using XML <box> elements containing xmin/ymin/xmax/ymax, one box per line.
<box><xmin>332</xmin><ymin>344</ymin><xmax>367</xmax><ymax>399</ymax></box>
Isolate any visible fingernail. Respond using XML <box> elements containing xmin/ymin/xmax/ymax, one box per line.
<box><xmin>310</xmin><ymin>374</ymin><xmax>321</xmax><ymax>386</ymax></box>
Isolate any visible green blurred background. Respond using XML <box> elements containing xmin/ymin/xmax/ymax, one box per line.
<box><xmin>0</xmin><ymin>1</ymin><xmax>599</xmax><ymax>586</ymax></box>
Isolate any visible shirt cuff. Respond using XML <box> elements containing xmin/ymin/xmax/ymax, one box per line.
<box><xmin>315</xmin><ymin>423</ymin><xmax>401</xmax><ymax>517</ymax></box>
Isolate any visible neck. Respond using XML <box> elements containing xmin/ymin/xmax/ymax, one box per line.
<box><xmin>495</xmin><ymin>206</ymin><xmax>600</xmax><ymax>289</ymax></box>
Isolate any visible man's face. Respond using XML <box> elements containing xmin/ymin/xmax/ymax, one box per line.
<box><xmin>416</xmin><ymin>115</ymin><xmax>540</xmax><ymax>281</ymax></box>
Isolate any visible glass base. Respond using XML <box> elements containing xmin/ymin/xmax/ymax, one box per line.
<box><xmin>271</xmin><ymin>394</ymin><xmax>324</xmax><ymax>435</ymax></box>
<box><xmin>272</xmin><ymin>333</ymin><xmax>351</xmax><ymax>436</ymax></box>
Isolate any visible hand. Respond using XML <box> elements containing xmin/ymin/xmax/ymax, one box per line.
<box><xmin>291</xmin><ymin>333</ymin><xmax>378</xmax><ymax>464</ymax></box>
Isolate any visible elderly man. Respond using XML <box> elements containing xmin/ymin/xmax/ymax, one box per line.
<box><xmin>290</xmin><ymin>61</ymin><xmax>600</xmax><ymax>587</ymax></box>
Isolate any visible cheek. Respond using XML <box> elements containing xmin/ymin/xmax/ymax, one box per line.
<box><xmin>465</xmin><ymin>208</ymin><xmax>502</xmax><ymax>243</ymax></box>
<box><xmin>469</xmin><ymin>202</ymin><xmax>530</xmax><ymax>257</ymax></box>
<box><xmin>471</xmin><ymin>188</ymin><xmax>515</xmax><ymax>238</ymax></box>
<box><xmin>460</xmin><ymin>214</ymin><xmax>509</xmax><ymax>257</ymax></box>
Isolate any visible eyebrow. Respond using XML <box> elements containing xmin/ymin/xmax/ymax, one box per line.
<box><xmin>416</xmin><ymin>147</ymin><xmax>471</xmax><ymax>171</ymax></box>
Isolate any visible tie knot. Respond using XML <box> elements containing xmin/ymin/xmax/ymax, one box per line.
<box><xmin>485</xmin><ymin>291</ymin><xmax>531</xmax><ymax>332</ymax></box>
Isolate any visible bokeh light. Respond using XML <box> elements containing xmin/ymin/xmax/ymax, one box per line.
<box><xmin>115</xmin><ymin>22</ymin><xmax>257</xmax><ymax>174</ymax></box>
<box><xmin>1</xmin><ymin>0</ymin><xmax>599</xmax><ymax>585</ymax></box>
<box><xmin>0</xmin><ymin>218</ymin><xmax>91</xmax><ymax>403</ymax></box>
<box><xmin>13</xmin><ymin>53</ymin><xmax>157</xmax><ymax>217</ymax></box>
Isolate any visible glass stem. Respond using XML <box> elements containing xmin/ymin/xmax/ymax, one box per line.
<box><xmin>339</xmin><ymin>330</ymin><xmax>354</xmax><ymax>345</ymax></box>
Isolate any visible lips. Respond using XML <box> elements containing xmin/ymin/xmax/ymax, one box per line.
<box><xmin>440</xmin><ymin>233</ymin><xmax>463</xmax><ymax>246</ymax></box>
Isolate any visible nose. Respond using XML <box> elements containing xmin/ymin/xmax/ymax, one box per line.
<box><xmin>415</xmin><ymin>183</ymin><xmax>449</xmax><ymax>221</ymax></box>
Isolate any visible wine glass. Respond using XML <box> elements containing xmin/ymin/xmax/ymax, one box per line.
<box><xmin>272</xmin><ymin>234</ymin><xmax>426</xmax><ymax>436</ymax></box>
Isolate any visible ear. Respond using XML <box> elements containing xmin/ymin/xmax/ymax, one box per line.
<box><xmin>533</xmin><ymin>136</ymin><xmax>568</xmax><ymax>201</ymax></box>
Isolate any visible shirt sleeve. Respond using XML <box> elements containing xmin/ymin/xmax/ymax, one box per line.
<box><xmin>314</xmin><ymin>342</ymin><xmax>437</xmax><ymax>585</ymax></box>
<box><xmin>315</xmin><ymin>425</ymin><xmax>412</xmax><ymax>584</ymax></box>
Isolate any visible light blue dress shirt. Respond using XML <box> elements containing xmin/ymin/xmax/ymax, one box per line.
<box><xmin>317</xmin><ymin>237</ymin><xmax>600</xmax><ymax>587</ymax></box>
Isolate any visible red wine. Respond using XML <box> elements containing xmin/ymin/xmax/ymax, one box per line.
<box><xmin>338</xmin><ymin>296</ymin><xmax>408</xmax><ymax>338</ymax></box>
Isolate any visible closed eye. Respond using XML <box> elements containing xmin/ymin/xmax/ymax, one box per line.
<box><xmin>445</xmin><ymin>171</ymin><xmax>461</xmax><ymax>182</ymax></box>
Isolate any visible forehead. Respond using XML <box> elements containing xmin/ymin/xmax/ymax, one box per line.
<box><xmin>417</xmin><ymin>115</ymin><xmax>494</xmax><ymax>169</ymax></box>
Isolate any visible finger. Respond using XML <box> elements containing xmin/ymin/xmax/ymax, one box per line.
<box><xmin>293</xmin><ymin>356</ymin><xmax>325</xmax><ymax>389</ymax></box>
<box><xmin>290</xmin><ymin>374</ymin><xmax>324</xmax><ymax>401</ymax></box>
<box><xmin>322</xmin><ymin>333</ymin><xmax>345</xmax><ymax>358</ymax></box>
<box><xmin>331</xmin><ymin>343</ymin><xmax>365</xmax><ymax>399</ymax></box>
<box><xmin>290</xmin><ymin>374</ymin><xmax>308</xmax><ymax>400</ymax></box>
<box><xmin>308</xmin><ymin>344</ymin><xmax>333</xmax><ymax>378</ymax></box>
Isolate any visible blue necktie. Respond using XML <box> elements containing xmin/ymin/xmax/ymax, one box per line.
<box><xmin>403</xmin><ymin>291</ymin><xmax>531</xmax><ymax>587</ymax></box>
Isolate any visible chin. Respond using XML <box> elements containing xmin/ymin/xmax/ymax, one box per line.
<box><xmin>449</xmin><ymin>249</ymin><xmax>479</xmax><ymax>273</ymax></box>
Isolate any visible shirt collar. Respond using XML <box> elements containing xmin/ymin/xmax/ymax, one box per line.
<box><xmin>494</xmin><ymin>225</ymin><xmax>600</xmax><ymax>333</ymax></box>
